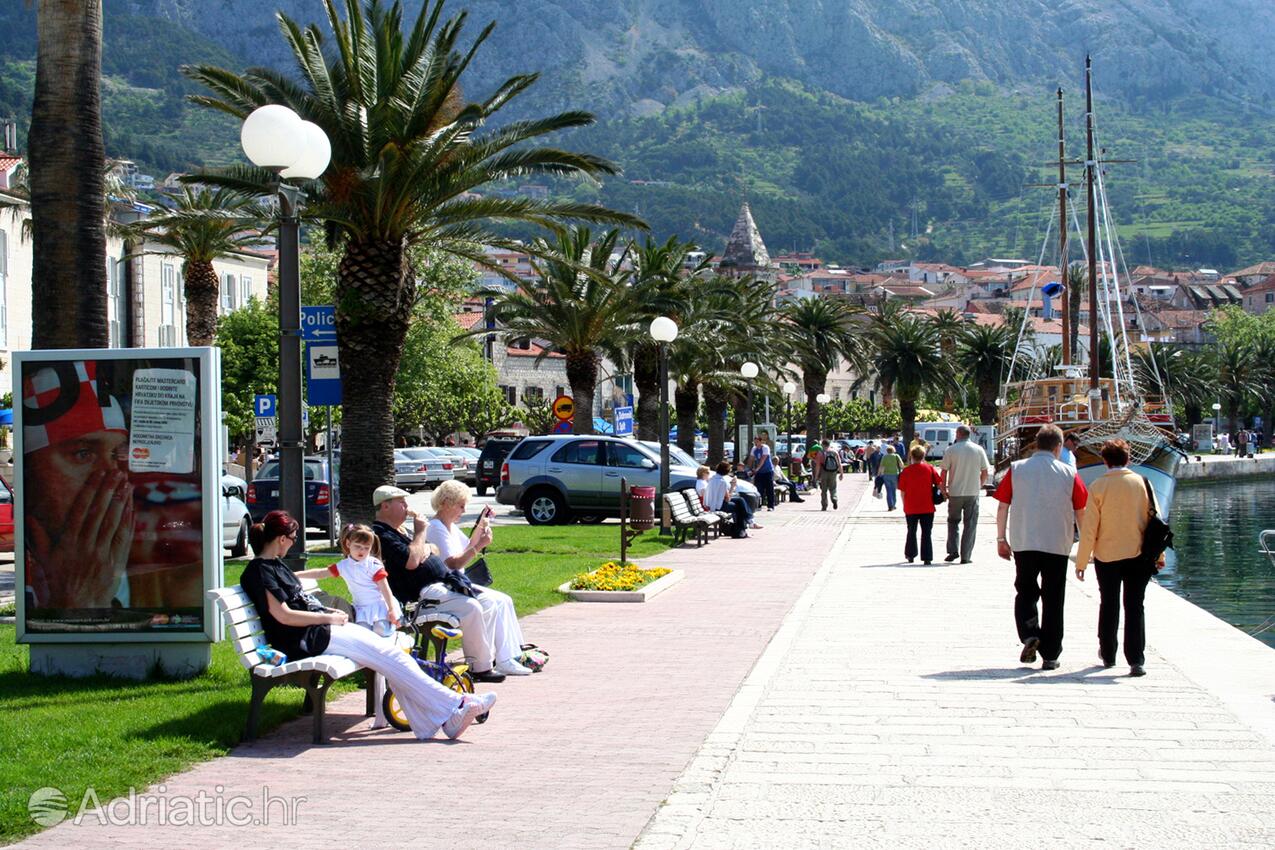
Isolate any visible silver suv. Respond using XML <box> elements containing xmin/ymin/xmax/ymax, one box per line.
<box><xmin>496</xmin><ymin>435</ymin><xmax>700</xmax><ymax>525</ymax></box>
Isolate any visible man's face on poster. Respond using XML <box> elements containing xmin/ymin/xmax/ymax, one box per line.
<box><xmin>26</xmin><ymin>431</ymin><xmax>127</xmax><ymax>529</ymax></box>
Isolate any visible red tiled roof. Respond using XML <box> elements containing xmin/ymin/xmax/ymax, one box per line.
<box><xmin>0</xmin><ymin>154</ymin><xmax>21</xmax><ymax>172</ymax></box>
<box><xmin>507</xmin><ymin>342</ymin><xmax>563</xmax><ymax>359</ymax></box>
<box><xmin>1243</xmin><ymin>274</ymin><xmax>1275</xmax><ymax>296</ymax></box>
<box><xmin>453</xmin><ymin>311</ymin><xmax>484</xmax><ymax>330</ymax></box>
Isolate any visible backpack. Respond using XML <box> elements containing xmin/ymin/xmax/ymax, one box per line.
<box><xmin>823</xmin><ymin>453</ymin><xmax>839</xmax><ymax>472</ymax></box>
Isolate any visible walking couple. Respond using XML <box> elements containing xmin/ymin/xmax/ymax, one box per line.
<box><xmin>995</xmin><ymin>424</ymin><xmax>1162</xmax><ymax>677</ymax></box>
<box><xmin>894</xmin><ymin>424</ymin><xmax>990</xmax><ymax>566</ymax></box>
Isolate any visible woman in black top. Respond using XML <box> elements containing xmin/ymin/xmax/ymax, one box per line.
<box><xmin>241</xmin><ymin>511</ymin><xmax>495</xmax><ymax>740</ymax></box>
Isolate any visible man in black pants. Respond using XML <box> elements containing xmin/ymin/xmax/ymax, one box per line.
<box><xmin>993</xmin><ymin>425</ymin><xmax>1089</xmax><ymax>670</ymax></box>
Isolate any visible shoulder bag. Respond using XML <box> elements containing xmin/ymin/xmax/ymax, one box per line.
<box><xmin>1139</xmin><ymin>477</ymin><xmax>1173</xmax><ymax>571</ymax></box>
<box><xmin>930</xmin><ymin>466</ymin><xmax>945</xmax><ymax>505</ymax></box>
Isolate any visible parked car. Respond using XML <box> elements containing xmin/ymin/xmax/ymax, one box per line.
<box><xmin>476</xmin><ymin>437</ymin><xmax>521</xmax><ymax>496</ymax></box>
<box><xmin>394</xmin><ymin>448</ymin><xmax>451</xmax><ymax>491</ymax></box>
<box><xmin>221</xmin><ymin>473</ymin><xmax>251</xmax><ymax>557</ymax></box>
<box><xmin>497</xmin><ymin>435</ymin><xmax>700</xmax><ymax>525</ymax></box>
<box><xmin>414</xmin><ymin>446</ymin><xmax>466</xmax><ymax>484</ymax></box>
<box><xmin>0</xmin><ymin>475</ymin><xmax>13</xmax><ymax>553</ymax></box>
<box><xmin>427</xmin><ymin>446</ymin><xmax>477</xmax><ymax>486</ymax></box>
<box><xmin>247</xmin><ymin>456</ymin><xmax>339</xmax><ymax>530</ymax></box>
<box><xmin>453</xmin><ymin>446</ymin><xmax>482</xmax><ymax>485</ymax></box>
<box><xmin>642</xmin><ymin>441</ymin><xmax>760</xmax><ymax>511</ymax></box>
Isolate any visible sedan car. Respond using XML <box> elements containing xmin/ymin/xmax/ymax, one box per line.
<box><xmin>246</xmin><ymin>456</ymin><xmax>340</xmax><ymax>530</ymax></box>
<box><xmin>221</xmin><ymin>473</ymin><xmax>251</xmax><ymax>557</ymax></box>
<box><xmin>397</xmin><ymin>447</ymin><xmax>456</xmax><ymax>489</ymax></box>
<box><xmin>418</xmin><ymin>446</ymin><xmax>474</xmax><ymax>486</ymax></box>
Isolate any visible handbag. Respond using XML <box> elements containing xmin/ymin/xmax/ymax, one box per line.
<box><xmin>931</xmin><ymin>484</ymin><xmax>946</xmax><ymax>506</ymax></box>
<box><xmin>1140</xmin><ymin>477</ymin><xmax>1173</xmax><ymax>570</ymax></box>
<box><xmin>464</xmin><ymin>556</ymin><xmax>493</xmax><ymax>587</ymax></box>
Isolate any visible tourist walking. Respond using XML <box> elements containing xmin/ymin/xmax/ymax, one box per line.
<box><xmin>898</xmin><ymin>446</ymin><xmax>942</xmax><ymax>564</ymax></box>
<box><xmin>814</xmin><ymin>441</ymin><xmax>843</xmax><ymax>511</ymax></box>
<box><xmin>748</xmin><ymin>434</ymin><xmax>777</xmax><ymax>511</ymax></box>
<box><xmin>1074</xmin><ymin>439</ymin><xmax>1162</xmax><ymax>677</ymax></box>
<box><xmin>865</xmin><ymin>441</ymin><xmax>881</xmax><ymax>478</ymax></box>
<box><xmin>940</xmin><ymin>424</ymin><xmax>991</xmax><ymax>564</ymax></box>
<box><xmin>993</xmin><ymin>424</ymin><xmax>1088</xmax><ymax>670</ymax></box>
<box><xmin>877</xmin><ymin>444</ymin><xmax>904</xmax><ymax>511</ymax></box>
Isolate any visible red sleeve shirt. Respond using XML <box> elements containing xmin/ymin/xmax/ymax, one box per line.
<box><xmin>898</xmin><ymin>463</ymin><xmax>941</xmax><ymax>514</ymax></box>
<box><xmin>993</xmin><ymin>466</ymin><xmax>1088</xmax><ymax>509</ymax></box>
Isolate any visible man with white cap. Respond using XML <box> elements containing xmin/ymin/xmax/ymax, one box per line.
<box><xmin>23</xmin><ymin>360</ymin><xmax>135</xmax><ymax>610</ymax></box>
<box><xmin>370</xmin><ymin>484</ymin><xmax>507</xmax><ymax>683</ymax></box>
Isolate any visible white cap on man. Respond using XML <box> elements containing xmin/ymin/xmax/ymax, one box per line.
<box><xmin>373</xmin><ymin>484</ymin><xmax>410</xmax><ymax>507</ymax></box>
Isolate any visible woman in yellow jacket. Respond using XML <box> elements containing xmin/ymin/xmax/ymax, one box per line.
<box><xmin>1074</xmin><ymin>438</ymin><xmax>1163</xmax><ymax>677</ymax></box>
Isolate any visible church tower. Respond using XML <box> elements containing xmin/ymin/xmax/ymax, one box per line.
<box><xmin>717</xmin><ymin>202</ymin><xmax>774</xmax><ymax>278</ymax></box>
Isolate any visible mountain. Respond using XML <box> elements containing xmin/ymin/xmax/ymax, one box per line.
<box><xmin>2</xmin><ymin>0</ymin><xmax>1274</xmax><ymax>267</ymax></box>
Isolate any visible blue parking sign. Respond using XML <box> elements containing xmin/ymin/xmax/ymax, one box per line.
<box><xmin>254</xmin><ymin>394</ymin><xmax>277</xmax><ymax>417</ymax></box>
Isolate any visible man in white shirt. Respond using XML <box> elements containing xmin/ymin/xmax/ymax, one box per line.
<box><xmin>940</xmin><ymin>424</ymin><xmax>991</xmax><ymax>564</ymax></box>
<box><xmin>1059</xmin><ymin>433</ymin><xmax>1078</xmax><ymax>468</ymax></box>
<box><xmin>704</xmin><ymin>461</ymin><xmax>752</xmax><ymax>538</ymax></box>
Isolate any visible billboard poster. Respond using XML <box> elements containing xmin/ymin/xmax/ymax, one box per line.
<box><xmin>15</xmin><ymin>349</ymin><xmax>221</xmax><ymax>642</ymax></box>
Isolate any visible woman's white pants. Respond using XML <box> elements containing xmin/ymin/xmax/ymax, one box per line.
<box><xmin>473</xmin><ymin>585</ymin><xmax>525</xmax><ymax>664</ymax></box>
<box><xmin>326</xmin><ymin>623</ymin><xmax>460</xmax><ymax>740</ymax></box>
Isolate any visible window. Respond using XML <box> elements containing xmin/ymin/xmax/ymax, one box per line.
<box><xmin>177</xmin><ymin>270</ymin><xmax>187</xmax><ymax>345</ymax></box>
<box><xmin>523</xmin><ymin>386</ymin><xmax>544</xmax><ymax>403</ymax></box>
<box><xmin>222</xmin><ymin>273</ymin><xmax>237</xmax><ymax>313</ymax></box>
<box><xmin>107</xmin><ymin>258</ymin><xmax>127</xmax><ymax>347</ymax></box>
<box><xmin>0</xmin><ymin>228</ymin><xmax>8</xmax><ymax>348</ymax></box>
<box><xmin>499</xmin><ymin>385</ymin><xmax>517</xmax><ymax>406</ymax></box>
<box><xmin>240</xmin><ymin>274</ymin><xmax>252</xmax><ymax>305</ymax></box>
<box><xmin>159</xmin><ymin>264</ymin><xmax>178</xmax><ymax>346</ymax></box>
<box><xmin>510</xmin><ymin>439</ymin><xmax>552</xmax><ymax>460</ymax></box>
<box><xmin>552</xmin><ymin>439</ymin><xmax>601</xmax><ymax>465</ymax></box>
<box><xmin>606</xmin><ymin>442</ymin><xmax>650</xmax><ymax>468</ymax></box>
<box><xmin>1267</xmin><ymin>293</ymin><xmax>1274</xmax><ymax>304</ymax></box>
<box><xmin>555</xmin><ymin>385</ymin><xmax>567</xmax><ymax>399</ymax></box>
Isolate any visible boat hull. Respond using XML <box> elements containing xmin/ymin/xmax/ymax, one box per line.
<box><xmin>1074</xmin><ymin>444</ymin><xmax>1184</xmax><ymax>519</ymax></box>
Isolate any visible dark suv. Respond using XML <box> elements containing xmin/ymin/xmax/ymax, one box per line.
<box><xmin>496</xmin><ymin>435</ymin><xmax>699</xmax><ymax>525</ymax></box>
<box><xmin>476</xmin><ymin>437</ymin><xmax>521</xmax><ymax>496</ymax></box>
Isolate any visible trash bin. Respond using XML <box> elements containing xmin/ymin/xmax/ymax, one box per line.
<box><xmin>628</xmin><ymin>485</ymin><xmax>656</xmax><ymax>531</ymax></box>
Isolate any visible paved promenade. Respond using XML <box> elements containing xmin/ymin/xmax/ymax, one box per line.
<box><xmin>17</xmin><ymin>482</ymin><xmax>863</xmax><ymax>849</ymax></box>
<box><xmin>636</xmin><ymin>486</ymin><xmax>1275</xmax><ymax>849</ymax></box>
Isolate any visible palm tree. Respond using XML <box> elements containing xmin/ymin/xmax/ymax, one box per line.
<box><xmin>1066</xmin><ymin>264</ymin><xmax>1085</xmax><ymax>360</ymax></box>
<box><xmin>185</xmin><ymin>0</ymin><xmax>639</xmax><ymax>522</ymax></box>
<box><xmin>29</xmin><ymin>0</ymin><xmax>108</xmax><ymax>348</ymax></box>
<box><xmin>929</xmin><ymin>309</ymin><xmax>966</xmax><ymax>411</ymax></box>
<box><xmin>1132</xmin><ymin>344</ymin><xmax>1212</xmax><ymax>427</ymax></box>
<box><xmin>129</xmin><ymin>188</ymin><xmax>269</xmax><ymax>345</ymax></box>
<box><xmin>781</xmin><ymin>297</ymin><xmax>868</xmax><ymax>444</ymax></box>
<box><xmin>872</xmin><ymin>314</ymin><xmax>953</xmax><ymax>445</ymax></box>
<box><xmin>627</xmin><ymin>236</ymin><xmax>703</xmax><ymax>441</ymax></box>
<box><xmin>955</xmin><ymin>323</ymin><xmax>1015</xmax><ymax>425</ymax></box>
<box><xmin>483</xmin><ymin>228</ymin><xmax>633</xmax><ymax>435</ymax></box>
<box><xmin>1212</xmin><ymin>339</ymin><xmax>1256</xmax><ymax>437</ymax></box>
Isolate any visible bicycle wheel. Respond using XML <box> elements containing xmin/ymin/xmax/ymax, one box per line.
<box><xmin>381</xmin><ymin>687</ymin><xmax>413</xmax><ymax>732</ymax></box>
<box><xmin>382</xmin><ymin>661</ymin><xmax>473</xmax><ymax>732</ymax></box>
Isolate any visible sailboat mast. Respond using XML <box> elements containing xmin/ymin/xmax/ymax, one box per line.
<box><xmin>1057</xmin><ymin>87</ymin><xmax>1070</xmax><ymax>366</ymax></box>
<box><xmin>1085</xmin><ymin>55</ymin><xmax>1098</xmax><ymax>391</ymax></box>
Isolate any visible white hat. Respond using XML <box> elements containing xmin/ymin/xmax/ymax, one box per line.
<box><xmin>373</xmin><ymin>484</ymin><xmax>410</xmax><ymax>507</ymax></box>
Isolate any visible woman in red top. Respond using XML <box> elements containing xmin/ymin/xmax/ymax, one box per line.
<box><xmin>898</xmin><ymin>446</ymin><xmax>943</xmax><ymax>564</ymax></box>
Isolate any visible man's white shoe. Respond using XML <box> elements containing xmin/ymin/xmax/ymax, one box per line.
<box><xmin>442</xmin><ymin>696</ymin><xmax>485</xmax><ymax>739</ymax></box>
<box><xmin>494</xmin><ymin>657</ymin><xmax>533</xmax><ymax>676</ymax></box>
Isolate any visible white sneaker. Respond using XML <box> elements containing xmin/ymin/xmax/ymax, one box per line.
<box><xmin>494</xmin><ymin>657</ymin><xmax>533</xmax><ymax>676</ymax></box>
<box><xmin>474</xmin><ymin>691</ymin><xmax>498</xmax><ymax>714</ymax></box>
<box><xmin>441</xmin><ymin>695</ymin><xmax>485</xmax><ymax>739</ymax></box>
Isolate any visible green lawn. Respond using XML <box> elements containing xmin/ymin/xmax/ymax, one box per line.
<box><xmin>0</xmin><ymin>524</ymin><xmax>671</xmax><ymax>843</ymax></box>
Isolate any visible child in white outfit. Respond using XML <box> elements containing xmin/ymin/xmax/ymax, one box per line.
<box><xmin>328</xmin><ymin>524</ymin><xmax>401</xmax><ymax>628</ymax></box>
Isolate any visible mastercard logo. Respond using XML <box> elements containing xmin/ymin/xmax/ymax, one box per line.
<box><xmin>132</xmin><ymin>447</ymin><xmax>150</xmax><ymax>459</ymax></box>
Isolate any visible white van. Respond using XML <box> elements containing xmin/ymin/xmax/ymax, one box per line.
<box><xmin>916</xmin><ymin>422</ymin><xmax>962</xmax><ymax>460</ymax></box>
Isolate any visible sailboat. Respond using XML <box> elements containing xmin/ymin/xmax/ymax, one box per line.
<box><xmin>995</xmin><ymin>57</ymin><xmax>1185</xmax><ymax>516</ymax></box>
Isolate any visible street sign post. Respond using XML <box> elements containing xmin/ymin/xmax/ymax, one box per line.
<box><xmin>254</xmin><ymin>394</ymin><xmax>277</xmax><ymax>418</ymax></box>
<box><xmin>300</xmin><ymin>306</ymin><xmax>337</xmax><ymax>342</ymax></box>
<box><xmin>306</xmin><ymin>344</ymin><xmax>342</xmax><ymax>406</ymax></box>
<box><xmin>552</xmin><ymin>419</ymin><xmax>573</xmax><ymax>434</ymax></box>
<box><xmin>552</xmin><ymin>395</ymin><xmax>574</xmax><ymax>421</ymax></box>
<box><xmin>613</xmin><ymin>405</ymin><xmax>633</xmax><ymax>436</ymax></box>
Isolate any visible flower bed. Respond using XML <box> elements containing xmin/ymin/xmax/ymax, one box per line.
<box><xmin>558</xmin><ymin>562</ymin><xmax>684</xmax><ymax>603</ymax></box>
<box><xmin>570</xmin><ymin>561</ymin><xmax>670</xmax><ymax>592</ymax></box>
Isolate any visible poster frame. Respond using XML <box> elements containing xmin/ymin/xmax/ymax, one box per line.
<box><xmin>14</xmin><ymin>347</ymin><xmax>222</xmax><ymax>645</ymax></box>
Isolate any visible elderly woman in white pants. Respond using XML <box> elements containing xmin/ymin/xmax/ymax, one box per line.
<box><xmin>425</xmin><ymin>480</ymin><xmax>531</xmax><ymax>677</ymax></box>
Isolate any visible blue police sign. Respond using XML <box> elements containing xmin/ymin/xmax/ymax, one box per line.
<box><xmin>254</xmin><ymin>394</ymin><xmax>277</xmax><ymax>417</ymax></box>
<box><xmin>301</xmin><ymin>306</ymin><xmax>337</xmax><ymax>342</ymax></box>
<box><xmin>613</xmin><ymin>405</ymin><xmax>633</xmax><ymax>436</ymax></box>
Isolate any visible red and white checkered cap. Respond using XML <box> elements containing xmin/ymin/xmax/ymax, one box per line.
<box><xmin>23</xmin><ymin>361</ymin><xmax>127</xmax><ymax>453</ymax></box>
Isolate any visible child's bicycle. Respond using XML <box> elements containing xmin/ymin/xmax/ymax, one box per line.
<box><xmin>381</xmin><ymin>602</ymin><xmax>488</xmax><ymax>731</ymax></box>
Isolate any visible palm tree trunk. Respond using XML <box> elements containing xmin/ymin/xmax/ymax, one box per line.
<box><xmin>632</xmin><ymin>341</ymin><xmax>660</xmax><ymax>441</ymax></box>
<box><xmin>901</xmin><ymin>396</ymin><xmax>918</xmax><ymax>447</ymax></box>
<box><xmin>183</xmin><ymin>259</ymin><xmax>220</xmax><ymax>345</ymax></box>
<box><xmin>565</xmin><ymin>350</ymin><xmax>599</xmax><ymax>435</ymax></box>
<box><xmin>675</xmin><ymin>381</ymin><xmax>699</xmax><ymax>456</ymax></box>
<box><xmin>704</xmin><ymin>384</ymin><xmax>728</xmax><ymax>466</ymax></box>
<box><xmin>336</xmin><ymin>238</ymin><xmax>414</xmax><ymax>525</ymax></box>
<box><xmin>29</xmin><ymin>0</ymin><xmax>107</xmax><ymax>349</ymax></box>
<box><xmin>979</xmin><ymin>390</ymin><xmax>998</xmax><ymax>425</ymax></box>
<box><xmin>1184</xmin><ymin>403</ymin><xmax>1201</xmax><ymax>428</ymax></box>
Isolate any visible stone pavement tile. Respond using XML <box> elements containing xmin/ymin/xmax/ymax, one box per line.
<box><xmin>637</xmin><ymin>487</ymin><xmax>1275</xmax><ymax>850</ymax></box>
<box><xmin>14</xmin><ymin>484</ymin><xmax>860</xmax><ymax>849</ymax></box>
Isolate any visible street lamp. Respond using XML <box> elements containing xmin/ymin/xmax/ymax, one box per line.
<box><xmin>816</xmin><ymin>392</ymin><xmax>831</xmax><ymax>444</ymax></box>
<box><xmin>1212</xmin><ymin>402</ymin><xmax>1223</xmax><ymax>440</ymax></box>
<box><xmin>241</xmin><ymin>104</ymin><xmax>331</xmax><ymax>569</ymax></box>
<box><xmin>740</xmin><ymin>361</ymin><xmax>759</xmax><ymax>462</ymax></box>
<box><xmin>782</xmin><ymin>381</ymin><xmax>797</xmax><ymax>467</ymax></box>
<box><xmin>650</xmin><ymin>317</ymin><xmax>678</xmax><ymax>534</ymax></box>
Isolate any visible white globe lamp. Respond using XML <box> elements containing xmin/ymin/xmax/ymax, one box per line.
<box><xmin>649</xmin><ymin>316</ymin><xmax>679</xmax><ymax>343</ymax></box>
<box><xmin>740</xmin><ymin>361</ymin><xmax>759</xmax><ymax>379</ymax></box>
<box><xmin>240</xmin><ymin>104</ymin><xmax>307</xmax><ymax>170</ymax></box>
<box><xmin>281</xmin><ymin>121</ymin><xmax>332</xmax><ymax>180</ymax></box>
<box><xmin>782</xmin><ymin>381</ymin><xmax>797</xmax><ymax>395</ymax></box>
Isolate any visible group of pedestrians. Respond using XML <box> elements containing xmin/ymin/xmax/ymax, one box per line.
<box><xmin>892</xmin><ymin>424</ymin><xmax>990</xmax><ymax>564</ymax></box>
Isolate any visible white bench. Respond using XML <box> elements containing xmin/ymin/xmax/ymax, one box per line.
<box><xmin>208</xmin><ymin>578</ymin><xmax>391</xmax><ymax>745</ymax></box>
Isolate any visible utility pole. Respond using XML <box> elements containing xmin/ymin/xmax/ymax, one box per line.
<box><xmin>1057</xmin><ymin>87</ymin><xmax>1070</xmax><ymax>366</ymax></box>
<box><xmin>1086</xmin><ymin>55</ymin><xmax>1099</xmax><ymax>392</ymax></box>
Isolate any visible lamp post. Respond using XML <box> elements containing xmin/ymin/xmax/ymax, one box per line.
<box><xmin>650</xmin><ymin>317</ymin><xmax>678</xmax><ymax>534</ymax></box>
<box><xmin>241</xmin><ymin>105</ymin><xmax>331</xmax><ymax>570</ymax></box>
<box><xmin>1212</xmin><ymin>402</ymin><xmax>1223</xmax><ymax>445</ymax></box>
<box><xmin>816</xmin><ymin>392</ymin><xmax>831</xmax><ymax>445</ymax></box>
<box><xmin>782</xmin><ymin>381</ymin><xmax>797</xmax><ymax>466</ymax></box>
<box><xmin>741</xmin><ymin>362</ymin><xmax>759</xmax><ymax>462</ymax></box>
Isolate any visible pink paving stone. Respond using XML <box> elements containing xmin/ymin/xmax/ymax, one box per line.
<box><xmin>14</xmin><ymin>480</ymin><xmax>863</xmax><ymax>850</ymax></box>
